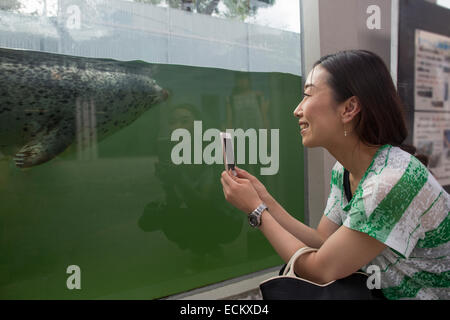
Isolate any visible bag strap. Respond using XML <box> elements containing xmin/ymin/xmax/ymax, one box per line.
<box><xmin>283</xmin><ymin>247</ymin><xmax>318</xmax><ymax>277</ymax></box>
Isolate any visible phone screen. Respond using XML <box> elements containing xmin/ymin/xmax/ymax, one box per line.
<box><xmin>224</xmin><ymin>138</ymin><xmax>235</xmax><ymax>169</ymax></box>
<box><xmin>222</xmin><ymin>134</ymin><xmax>236</xmax><ymax>175</ymax></box>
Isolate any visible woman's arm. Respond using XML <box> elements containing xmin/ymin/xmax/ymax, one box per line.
<box><xmin>258</xmin><ymin>210</ymin><xmax>386</xmax><ymax>284</ymax></box>
<box><xmin>221</xmin><ymin>170</ymin><xmax>386</xmax><ymax>284</ymax></box>
<box><xmin>263</xmin><ymin>194</ymin><xmax>338</xmax><ymax>249</ymax></box>
<box><xmin>234</xmin><ymin>167</ymin><xmax>339</xmax><ymax>248</ymax></box>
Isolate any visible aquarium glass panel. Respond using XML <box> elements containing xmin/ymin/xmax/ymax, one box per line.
<box><xmin>0</xmin><ymin>0</ymin><xmax>303</xmax><ymax>299</ymax></box>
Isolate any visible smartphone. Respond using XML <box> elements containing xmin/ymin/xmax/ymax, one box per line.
<box><xmin>220</xmin><ymin>132</ymin><xmax>237</xmax><ymax>176</ymax></box>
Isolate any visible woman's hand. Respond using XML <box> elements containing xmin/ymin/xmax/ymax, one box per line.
<box><xmin>234</xmin><ymin>167</ymin><xmax>272</xmax><ymax>204</ymax></box>
<box><xmin>221</xmin><ymin>170</ymin><xmax>262</xmax><ymax>214</ymax></box>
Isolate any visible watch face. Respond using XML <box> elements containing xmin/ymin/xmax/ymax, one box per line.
<box><xmin>249</xmin><ymin>214</ymin><xmax>259</xmax><ymax>227</ymax></box>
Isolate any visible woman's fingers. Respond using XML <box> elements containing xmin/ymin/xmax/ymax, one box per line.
<box><xmin>220</xmin><ymin>169</ymin><xmax>263</xmax><ymax>213</ymax></box>
<box><xmin>226</xmin><ymin>170</ymin><xmax>251</xmax><ymax>185</ymax></box>
<box><xmin>235</xmin><ymin>166</ymin><xmax>255</xmax><ymax>181</ymax></box>
<box><xmin>221</xmin><ymin>171</ymin><xmax>231</xmax><ymax>187</ymax></box>
<box><xmin>221</xmin><ymin>170</ymin><xmax>239</xmax><ymax>188</ymax></box>
<box><xmin>221</xmin><ymin>175</ymin><xmax>230</xmax><ymax>199</ymax></box>
<box><xmin>233</xmin><ymin>176</ymin><xmax>250</xmax><ymax>185</ymax></box>
<box><xmin>235</xmin><ymin>166</ymin><xmax>248</xmax><ymax>178</ymax></box>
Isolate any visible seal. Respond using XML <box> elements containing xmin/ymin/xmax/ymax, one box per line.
<box><xmin>0</xmin><ymin>48</ymin><xmax>169</xmax><ymax>168</ymax></box>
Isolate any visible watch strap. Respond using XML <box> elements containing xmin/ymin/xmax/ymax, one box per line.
<box><xmin>248</xmin><ymin>203</ymin><xmax>268</xmax><ymax>228</ymax></box>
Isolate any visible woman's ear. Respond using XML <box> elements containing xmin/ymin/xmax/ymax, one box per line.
<box><xmin>341</xmin><ymin>96</ymin><xmax>361</xmax><ymax>123</ymax></box>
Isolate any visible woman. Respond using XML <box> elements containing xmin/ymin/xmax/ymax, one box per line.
<box><xmin>220</xmin><ymin>50</ymin><xmax>449</xmax><ymax>300</ymax></box>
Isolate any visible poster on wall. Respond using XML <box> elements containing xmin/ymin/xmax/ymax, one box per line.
<box><xmin>414</xmin><ymin>30</ymin><xmax>450</xmax><ymax>186</ymax></box>
<box><xmin>413</xmin><ymin>112</ymin><xmax>450</xmax><ymax>186</ymax></box>
<box><xmin>414</xmin><ymin>29</ymin><xmax>450</xmax><ymax>112</ymax></box>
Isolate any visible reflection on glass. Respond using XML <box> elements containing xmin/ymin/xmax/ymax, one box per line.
<box><xmin>139</xmin><ymin>103</ymin><xmax>243</xmax><ymax>270</ymax></box>
<box><xmin>226</xmin><ymin>73</ymin><xmax>270</xmax><ymax>130</ymax></box>
<box><xmin>1</xmin><ymin>1</ymin><xmax>297</xmax><ymax>33</ymax></box>
<box><xmin>132</xmin><ymin>0</ymin><xmax>273</xmax><ymax>20</ymax></box>
<box><xmin>76</xmin><ymin>97</ymin><xmax>98</xmax><ymax>160</ymax></box>
<box><xmin>132</xmin><ymin>0</ymin><xmax>299</xmax><ymax>32</ymax></box>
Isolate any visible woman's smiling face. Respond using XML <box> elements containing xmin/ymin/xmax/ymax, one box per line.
<box><xmin>293</xmin><ymin>65</ymin><xmax>343</xmax><ymax>148</ymax></box>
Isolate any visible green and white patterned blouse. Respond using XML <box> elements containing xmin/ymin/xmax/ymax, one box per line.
<box><xmin>324</xmin><ymin>144</ymin><xmax>449</xmax><ymax>300</ymax></box>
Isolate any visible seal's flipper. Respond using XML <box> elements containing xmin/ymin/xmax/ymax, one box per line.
<box><xmin>13</xmin><ymin>126</ymin><xmax>74</xmax><ymax>168</ymax></box>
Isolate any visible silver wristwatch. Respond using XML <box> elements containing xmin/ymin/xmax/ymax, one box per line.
<box><xmin>248</xmin><ymin>203</ymin><xmax>268</xmax><ymax>228</ymax></box>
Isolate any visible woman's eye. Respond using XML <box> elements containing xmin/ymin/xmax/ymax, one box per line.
<box><xmin>303</xmin><ymin>92</ymin><xmax>311</xmax><ymax>97</ymax></box>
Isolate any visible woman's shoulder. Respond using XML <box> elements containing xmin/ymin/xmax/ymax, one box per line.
<box><xmin>331</xmin><ymin>161</ymin><xmax>344</xmax><ymax>172</ymax></box>
<box><xmin>365</xmin><ymin>145</ymin><xmax>445</xmax><ymax>203</ymax></box>
<box><xmin>369</xmin><ymin>145</ymin><xmax>428</xmax><ymax>181</ymax></box>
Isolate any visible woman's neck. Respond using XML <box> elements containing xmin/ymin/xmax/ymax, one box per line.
<box><xmin>327</xmin><ymin>139</ymin><xmax>381</xmax><ymax>182</ymax></box>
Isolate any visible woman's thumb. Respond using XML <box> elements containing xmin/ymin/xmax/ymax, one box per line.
<box><xmin>235</xmin><ymin>166</ymin><xmax>248</xmax><ymax>177</ymax></box>
<box><xmin>233</xmin><ymin>175</ymin><xmax>250</xmax><ymax>184</ymax></box>
<box><xmin>237</xmin><ymin>166</ymin><xmax>255</xmax><ymax>178</ymax></box>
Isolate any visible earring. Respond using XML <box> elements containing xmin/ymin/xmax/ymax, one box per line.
<box><xmin>344</xmin><ymin>125</ymin><xmax>347</xmax><ymax>137</ymax></box>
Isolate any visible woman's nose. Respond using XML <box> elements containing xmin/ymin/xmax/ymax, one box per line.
<box><xmin>293</xmin><ymin>102</ymin><xmax>303</xmax><ymax>118</ymax></box>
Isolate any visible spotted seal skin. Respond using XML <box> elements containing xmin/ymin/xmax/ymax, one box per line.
<box><xmin>0</xmin><ymin>48</ymin><xmax>168</xmax><ymax>168</ymax></box>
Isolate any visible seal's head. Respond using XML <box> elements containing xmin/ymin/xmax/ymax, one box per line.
<box><xmin>131</xmin><ymin>76</ymin><xmax>169</xmax><ymax>112</ymax></box>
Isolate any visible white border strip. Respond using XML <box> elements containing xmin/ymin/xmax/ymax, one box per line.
<box><xmin>391</xmin><ymin>0</ymin><xmax>400</xmax><ymax>88</ymax></box>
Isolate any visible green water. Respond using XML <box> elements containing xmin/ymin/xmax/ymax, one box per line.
<box><xmin>0</xmin><ymin>63</ymin><xmax>304</xmax><ymax>299</ymax></box>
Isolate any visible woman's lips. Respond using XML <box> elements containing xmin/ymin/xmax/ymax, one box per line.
<box><xmin>299</xmin><ymin>122</ymin><xmax>309</xmax><ymax>135</ymax></box>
